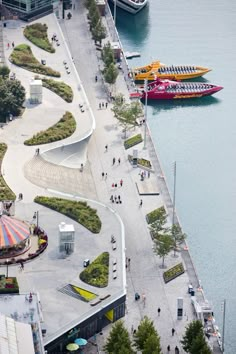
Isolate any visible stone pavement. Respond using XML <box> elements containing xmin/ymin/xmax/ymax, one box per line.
<box><xmin>0</xmin><ymin>5</ymin><xmax>206</xmax><ymax>354</ymax></box>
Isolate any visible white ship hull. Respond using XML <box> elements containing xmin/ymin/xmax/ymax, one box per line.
<box><xmin>110</xmin><ymin>0</ymin><xmax>148</xmax><ymax>14</ymax></box>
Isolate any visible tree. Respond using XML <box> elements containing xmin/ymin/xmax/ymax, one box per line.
<box><xmin>104</xmin><ymin>321</ymin><xmax>134</xmax><ymax>354</ymax></box>
<box><xmin>92</xmin><ymin>20</ymin><xmax>107</xmax><ymax>45</ymax></box>
<box><xmin>133</xmin><ymin>316</ymin><xmax>160</xmax><ymax>352</ymax></box>
<box><xmin>171</xmin><ymin>224</ymin><xmax>186</xmax><ymax>257</ymax></box>
<box><xmin>153</xmin><ymin>234</ymin><xmax>173</xmax><ymax>268</ymax></box>
<box><xmin>102</xmin><ymin>42</ymin><xmax>114</xmax><ymax>67</ymax></box>
<box><xmin>112</xmin><ymin>94</ymin><xmax>125</xmax><ymax>117</ymax></box>
<box><xmin>112</xmin><ymin>99</ymin><xmax>143</xmax><ymax>138</ymax></box>
<box><xmin>149</xmin><ymin>206</ymin><xmax>168</xmax><ymax>238</ymax></box>
<box><xmin>90</xmin><ymin>7</ymin><xmax>100</xmax><ymax>29</ymax></box>
<box><xmin>181</xmin><ymin>320</ymin><xmax>206</xmax><ymax>353</ymax></box>
<box><xmin>142</xmin><ymin>333</ymin><xmax>162</xmax><ymax>354</ymax></box>
<box><xmin>190</xmin><ymin>333</ymin><xmax>212</xmax><ymax>354</ymax></box>
<box><xmin>0</xmin><ymin>79</ymin><xmax>25</xmax><ymax>120</ymax></box>
<box><xmin>0</xmin><ymin>65</ymin><xmax>10</xmax><ymax>79</ymax></box>
<box><xmin>104</xmin><ymin>62</ymin><xmax>119</xmax><ymax>85</ymax></box>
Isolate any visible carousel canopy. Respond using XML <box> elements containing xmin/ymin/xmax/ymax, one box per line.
<box><xmin>0</xmin><ymin>215</ymin><xmax>30</xmax><ymax>248</ymax></box>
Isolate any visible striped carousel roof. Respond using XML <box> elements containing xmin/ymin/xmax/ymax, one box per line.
<box><xmin>0</xmin><ymin>215</ymin><xmax>30</xmax><ymax>248</ymax></box>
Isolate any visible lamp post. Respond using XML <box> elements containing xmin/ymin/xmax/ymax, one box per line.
<box><xmin>172</xmin><ymin>161</ymin><xmax>177</xmax><ymax>227</ymax></box>
<box><xmin>221</xmin><ymin>299</ymin><xmax>226</xmax><ymax>352</ymax></box>
<box><xmin>143</xmin><ymin>78</ymin><xmax>148</xmax><ymax>149</ymax></box>
<box><xmin>114</xmin><ymin>0</ymin><xmax>117</xmax><ymax>27</ymax></box>
<box><xmin>6</xmin><ymin>259</ymin><xmax>9</xmax><ymax>278</ymax></box>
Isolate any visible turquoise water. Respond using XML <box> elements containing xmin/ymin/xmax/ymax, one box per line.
<box><xmin>115</xmin><ymin>1</ymin><xmax>236</xmax><ymax>352</ymax></box>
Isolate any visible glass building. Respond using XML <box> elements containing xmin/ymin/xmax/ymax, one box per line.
<box><xmin>1</xmin><ymin>0</ymin><xmax>57</xmax><ymax>20</ymax></box>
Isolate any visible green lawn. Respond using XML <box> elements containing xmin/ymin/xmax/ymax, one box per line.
<box><xmin>41</xmin><ymin>78</ymin><xmax>73</xmax><ymax>102</ymax></box>
<box><xmin>10</xmin><ymin>44</ymin><xmax>60</xmax><ymax>77</ymax></box>
<box><xmin>24</xmin><ymin>23</ymin><xmax>55</xmax><ymax>53</ymax></box>
<box><xmin>80</xmin><ymin>252</ymin><xmax>109</xmax><ymax>287</ymax></box>
<box><xmin>34</xmin><ymin>196</ymin><xmax>102</xmax><ymax>233</ymax></box>
<box><xmin>0</xmin><ymin>143</ymin><xmax>16</xmax><ymax>201</ymax></box>
<box><xmin>24</xmin><ymin>111</ymin><xmax>76</xmax><ymax>145</ymax></box>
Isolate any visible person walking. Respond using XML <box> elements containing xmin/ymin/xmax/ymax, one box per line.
<box><xmin>95</xmin><ymin>75</ymin><xmax>98</xmax><ymax>82</ymax></box>
<box><xmin>105</xmin><ymin>144</ymin><xmax>108</xmax><ymax>152</ymax></box>
<box><xmin>105</xmin><ymin>173</ymin><xmax>107</xmax><ymax>180</ymax></box>
<box><xmin>105</xmin><ymin>102</ymin><xmax>108</xmax><ymax>108</ymax></box>
<box><xmin>172</xmin><ymin>328</ymin><xmax>175</xmax><ymax>336</ymax></box>
<box><xmin>120</xmin><ymin>179</ymin><xmax>123</xmax><ymax>187</ymax></box>
<box><xmin>99</xmin><ymin>103</ymin><xmax>101</xmax><ymax>109</ymax></box>
<box><xmin>157</xmin><ymin>307</ymin><xmax>161</xmax><ymax>316</ymax></box>
<box><xmin>167</xmin><ymin>345</ymin><xmax>170</xmax><ymax>352</ymax></box>
<box><xmin>102</xmin><ymin>172</ymin><xmax>105</xmax><ymax>179</ymax></box>
<box><xmin>139</xmin><ymin>199</ymin><xmax>143</xmax><ymax>207</ymax></box>
<box><xmin>12</xmin><ymin>41</ymin><xmax>15</xmax><ymax>48</ymax></box>
<box><xmin>175</xmin><ymin>346</ymin><xmax>179</xmax><ymax>354</ymax></box>
<box><xmin>102</xmin><ymin>102</ymin><xmax>104</xmax><ymax>108</ymax></box>
<box><xmin>118</xmin><ymin>157</ymin><xmax>121</xmax><ymax>164</ymax></box>
<box><xmin>112</xmin><ymin>157</ymin><xmax>116</xmax><ymax>165</ymax></box>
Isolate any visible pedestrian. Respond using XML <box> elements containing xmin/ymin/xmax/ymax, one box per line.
<box><xmin>105</xmin><ymin>102</ymin><xmax>108</xmax><ymax>108</ymax></box>
<box><xmin>105</xmin><ymin>144</ymin><xmax>108</xmax><ymax>152</ymax></box>
<box><xmin>12</xmin><ymin>41</ymin><xmax>14</xmax><ymax>48</ymax></box>
<box><xmin>142</xmin><ymin>293</ymin><xmax>146</xmax><ymax>306</ymax></box>
<box><xmin>118</xmin><ymin>195</ymin><xmax>120</xmax><ymax>200</ymax></box>
<box><xmin>99</xmin><ymin>103</ymin><xmax>101</xmax><ymax>109</ymax></box>
<box><xmin>128</xmin><ymin>258</ymin><xmax>131</xmax><ymax>270</ymax></box>
<box><xmin>102</xmin><ymin>172</ymin><xmax>105</xmax><ymax>179</ymax></box>
<box><xmin>102</xmin><ymin>102</ymin><xmax>104</xmax><ymax>108</ymax></box>
<box><xmin>167</xmin><ymin>345</ymin><xmax>170</xmax><ymax>352</ymax></box>
<box><xmin>110</xmin><ymin>195</ymin><xmax>113</xmax><ymax>202</ymax></box>
<box><xmin>112</xmin><ymin>183</ymin><xmax>115</xmax><ymax>188</ymax></box>
<box><xmin>114</xmin><ymin>196</ymin><xmax>117</xmax><ymax>202</ymax></box>
<box><xmin>172</xmin><ymin>328</ymin><xmax>175</xmax><ymax>336</ymax></box>
<box><xmin>157</xmin><ymin>307</ymin><xmax>161</xmax><ymax>316</ymax></box>
<box><xmin>175</xmin><ymin>346</ymin><xmax>179</xmax><ymax>354</ymax></box>
<box><xmin>112</xmin><ymin>157</ymin><xmax>116</xmax><ymax>165</ymax></box>
<box><xmin>7</xmin><ymin>43</ymin><xmax>10</xmax><ymax>49</ymax></box>
<box><xmin>114</xmin><ymin>183</ymin><xmax>117</xmax><ymax>188</ymax></box>
<box><xmin>95</xmin><ymin>75</ymin><xmax>98</xmax><ymax>82</ymax></box>
<box><xmin>118</xmin><ymin>158</ymin><xmax>121</xmax><ymax>164</ymax></box>
<box><xmin>105</xmin><ymin>173</ymin><xmax>107</xmax><ymax>180</ymax></box>
<box><xmin>139</xmin><ymin>199</ymin><xmax>143</xmax><ymax>207</ymax></box>
<box><xmin>120</xmin><ymin>179</ymin><xmax>123</xmax><ymax>187</ymax></box>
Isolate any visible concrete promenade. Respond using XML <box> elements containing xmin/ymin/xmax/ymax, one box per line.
<box><xmin>0</xmin><ymin>3</ymin><xmax>220</xmax><ymax>354</ymax></box>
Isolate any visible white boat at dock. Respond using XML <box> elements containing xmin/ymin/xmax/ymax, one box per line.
<box><xmin>110</xmin><ymin>0</ymin><xmax>148</xmax><ymax>14</ymax></box>
<box><xmin>125</xmin><ymin>51</ymin><xmax>141</xmax><ymax>59</ymax></box>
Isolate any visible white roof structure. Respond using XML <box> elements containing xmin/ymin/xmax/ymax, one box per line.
<box><xmin>0</xmin><ymin>314</ymin><xmax>35</xmax><ymax>354</ymax></box>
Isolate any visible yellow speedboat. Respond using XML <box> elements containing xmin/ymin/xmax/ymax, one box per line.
<box><xmin>132</xmin><ymin>61</ymin><xmax>211</xmax><ymax>82</ymax></box>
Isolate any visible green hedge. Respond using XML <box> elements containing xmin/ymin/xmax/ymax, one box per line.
<box><xmin>80</xmin><ymin>252</ymin><xmax>109</xmax><ymax>287</ymax></box>
<box><xmin>34</xmin><ymin>196</ymin><xmax>102</xmax><ymax>233</ymax></box>
<box><xmin>146</xmin><ymin>206</ymin><xmax>166</xmax><ymax>225</ymax></box>
<box><xmin>124</xmin><ymin>134</ymin><xmax>143</xmax><ymax>150</ymax></box>
<box><xmin>24</xmin><ymin>111</ymin><xmax>76</xmax><ymax>145</ymax></box>
<box><xmin>10</xmin><ymin>44</ymin><xmax>60</xmax><ymax>77</ymax></box>
<box><xmin>41</xmin><ymin>78</ymin><xmax>73</xmax><ymax>102</ymax></box>
<box><xmin>0</xmin><ymin>276</ymin><xmax>19</xmax><ymax>294</ymax></box>
<box><xmin>24</xmin><ymin>23</ymin><xmax>55</xmax><ymax>53</ymax></box>
<box><xmin>0</xmin><ymin>143</ymin><xmax>16</xmax><ymax>201</ymax></box>
<box><xmin>163</xmin><ymin>263</ymin><xmax>185</xmax><ymax>283</ymax></box>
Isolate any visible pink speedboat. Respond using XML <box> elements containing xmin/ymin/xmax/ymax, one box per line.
<box><xmin>133</xmin><ymin>78</ymin><xmax>223</xmax><ymax>100</ymax></box>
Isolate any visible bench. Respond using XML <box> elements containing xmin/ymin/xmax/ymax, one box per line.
<box><xmin>100</xmin><ymin>294</ymin><xmax>111</xmax><ymax>301</ymax></box>
<box><xmin>90</xmin><ymin>300</ymin><xmax>102</xmax><ymax>306</ymax></box>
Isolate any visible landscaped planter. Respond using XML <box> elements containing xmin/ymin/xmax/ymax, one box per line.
<box><xmin>128</xmin><ymin>154</ymin><xmax>153</xmax><ymax>171</ymax></box>
<box><xmin>163</xmin><ymin>263</ymin><xmax>185</xmax><ymax>283</ymax></box>
<box><xmin>124</xmin><ymin>134</ymin><xmax>143</xmax><ymax>150</ymax></box>
<box><xmin>0</xmin><ymin>276</ymin><xmax>19</xmax><ymax>294</ymax></box>
<box><xmin>146</xmin><ymin>206</ymin><xmax>166</xmax><ymax>224</ymax></box>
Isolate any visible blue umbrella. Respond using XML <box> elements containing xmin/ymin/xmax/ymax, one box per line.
<box><xmin>74</xmin><ymin>338</ymin><xmax>87</xmax><ymax>346</ymax></box>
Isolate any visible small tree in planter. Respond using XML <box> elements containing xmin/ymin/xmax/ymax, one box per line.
<box><xmin>153</xmin><ymin>233</ymin><xmax>173</xmax><ymax>268</ymax></box>
<box><xmin>171</xmin><ymin>224</ymin><xmax>186</xmax><ymax>257</ymax></box>
<box><xmin>92</xmin><ymin>20</ymin><xmax>106</xmax><ymax>46</ymax></box>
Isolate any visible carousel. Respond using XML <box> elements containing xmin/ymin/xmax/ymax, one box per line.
<box><xmin>0</xmin><ymin>215</ymin><xmax>30</xmax><ymax>259</ymax></box>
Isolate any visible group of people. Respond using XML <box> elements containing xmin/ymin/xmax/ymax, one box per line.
<box><xmin>99</xmin><ymin>102</ymin><xmax>108</xmax><ymax>109</ymax></box>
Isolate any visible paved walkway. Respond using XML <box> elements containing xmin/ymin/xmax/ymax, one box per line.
<box><xmin>0</xmin><ymin>5</ymin><xmax>215</xmax><ymax>354</ymax></box>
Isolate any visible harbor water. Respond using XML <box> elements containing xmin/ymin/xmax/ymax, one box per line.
<box><xmin>114</xmin><ymin>1</ymin><xmax>236</xmax><ymax>353</ymax></box>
